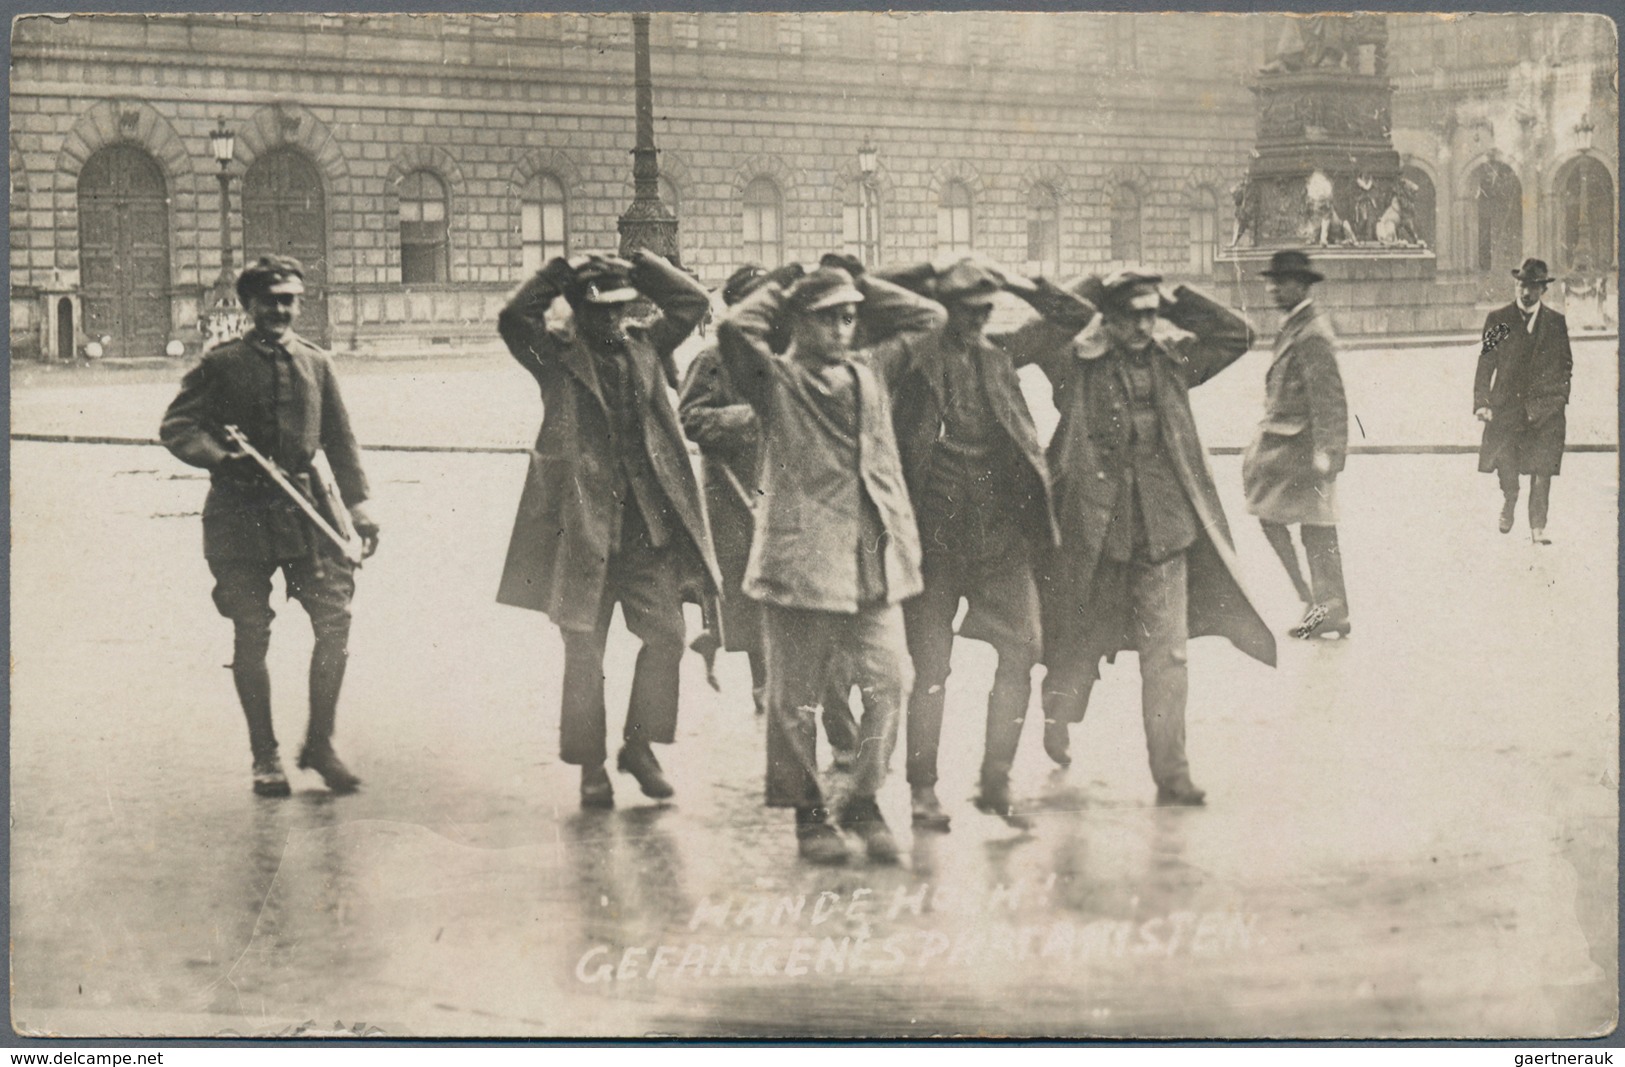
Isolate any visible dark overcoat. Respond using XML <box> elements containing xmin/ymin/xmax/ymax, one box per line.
<box><xmin>160</xmin><ymin>330</ymin><xmax>370</xmax><ymax>563</ymax></box>
<box><xmin>1242</xmin><ymin>300</ymin><xmax>1348</xmax><ymax>526</ymax></box>
<box><xmin>1031</xmin><ymin>285</ymin><xmax>1277</xmax><ymax>669</ymax></box>
<box><xmin>1474</xmin><ymin>302</ymin><xmax>1573</xmax><ymax>477</ymax></box>
<box><xmin>495</xmin><ymin>254</ymin><xmax>721</xmax><ymax>631</ymax></box>
<box><xmin>717</xmin><ymin>275</ymin><xmax>946</xmax><ymax>613</ymax></box>
<box><xmin>678</xmin><ymin>344</ymin><xmax>764</xmax><ymax>653</ymax></box>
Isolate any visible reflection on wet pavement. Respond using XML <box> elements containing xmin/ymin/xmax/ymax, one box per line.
<box><xmin>10</xmin><ymin>444</ymin><xmax>1617</xmax><ymax>1038</ymax></box>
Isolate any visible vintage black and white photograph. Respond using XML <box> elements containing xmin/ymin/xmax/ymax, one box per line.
<box><xmin>8</xmin><ymin>7</ymin><xmax>1619</xmax><ymax>1040</ymax></box>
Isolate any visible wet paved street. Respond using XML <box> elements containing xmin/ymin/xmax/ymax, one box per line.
<box><xmin>10</xmin><ymin>426</ymin><xmax>1617</xmax><ymax>1039</ymax></box>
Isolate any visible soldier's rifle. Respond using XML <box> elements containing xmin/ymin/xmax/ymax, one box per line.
<box><xmin>221</xmin><ymin>424</ymin><xmax>366</xmax><ymax>566</ymax></box>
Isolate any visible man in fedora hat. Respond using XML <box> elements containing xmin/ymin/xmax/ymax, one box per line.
<box><xmin>679</xmin><ymin>261</ymin><xmax>861</xmax><ymax>767</ymax></box>
<box><xmin>1474</xmin><ymin>257</ymin><xmax>1574</xmax><ymax>544</ymax></box>
<box><xmin>879</xmin><ymin>255</ymin><xmax>1092</xmax><ymax>829</ymax></box>
<box><xmin>161</xmin><ymin>255</ymin><xmax>380</xmax><ymax>797</ymax></box>
<box><xmin>1035</xmin><ymin>268</ymin><xmax>1276</xmax><ymax>805</ymax></box>
<box><xmin>1243</xmin><ymin>249</ymin><xmax>1351</xmax><ymax>638</ymax></box>
<box><xmin>496</xmin><ymin>250</ymin><xmax>720</xmax><ymax>808</ymax></box>
<box><xmin>718</xmin><ymin>263</ymin><xmax>945</xmax><ymax>864</ymax></box>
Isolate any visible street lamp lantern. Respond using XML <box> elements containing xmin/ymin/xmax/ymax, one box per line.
<box><xmin>209</xmin><ymin>117</ymin><xmax>235</xmax><ymax>170</ymax></box>
<box><xmin>1574</xmin><ymin>113</ymin><xmax>1595</xmax><ymax>155</ymax></box>
<box><xmin>858</xmin><ymin>136</ymin><xmax>879</xmax><ymax>178</ymax></box>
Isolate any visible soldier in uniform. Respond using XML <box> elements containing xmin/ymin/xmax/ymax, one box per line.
<box><xmin>1036</xmin><ymin>270</ymin><xmax>1276</xmax><ymax>804</ymax></box>
<box><xmin>161</xmin><ymin>255</ymin><xmax>380</xmax><ymax>797</ymax></box>
<box><xmin>496</xmin><ymin>250</ymin><xmax>719</xmax><ymax>809</ymax></box>
<box><xmin>718</xmin><ymin>265</ymin><xmax>946</xmax><ymax>864</ymax></box>
<box><xmin>678</xmin><ymin>263</ymin><xmax>860</xmax><ymax>765</ymax></box>
<box><xmin>881</xmin><ymin>257</ymin><xmax>1092</xmax><ymax>829</ymax></box>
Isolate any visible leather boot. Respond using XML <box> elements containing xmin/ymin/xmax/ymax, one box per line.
<box><xmin>300</xmin><ymin>637</ymin><xmax>361</xmax><ymax>793</ymax></box>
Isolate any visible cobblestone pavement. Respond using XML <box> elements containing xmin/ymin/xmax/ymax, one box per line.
<box><xmin>9</xmin><ymin>437</ymin><xmax>1617</xmax><ymax>1039</ymax></box>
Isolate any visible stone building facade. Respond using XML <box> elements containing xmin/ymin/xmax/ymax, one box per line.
<box><xmin>8</xmin><ymin>11</ymin><xmax>1617</xmax><ymax>360</ymax></box>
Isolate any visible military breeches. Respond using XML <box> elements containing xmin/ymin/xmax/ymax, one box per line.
<box><xmin>762</xmin><ymin>602</ymin><xmax>906</xmax><ymax>809</ymax></box>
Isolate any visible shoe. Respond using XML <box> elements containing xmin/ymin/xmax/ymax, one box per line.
<box><xmin>1042</xmin><ymin>719</ymin><xmax>1072</xmax><ymax>767</ymax></box>
<box><xmin>616</xmin><ymin>742</ymin><xmax>675</xmax><ymax>800</ymax></box>
<box><xmin>297</xmin><ymin>743</ymin><xmax>361</xmax><ymax>794</ymax></box>
<box><xmin>974</xmin><ymin>773</ymin><xmax>1033</xmax><ymax>830</ymax></box>
<box><xmin>252</xmin><ymin>754</ymin><xmax>291</xmax><ymax>797</ymax></box>
<box><xmin>1531</xmin><ymin>527</ymin><xmax>1551</xmax><ymax>545</ymax></box>
<box><xmin>830</xmin><ymin>744</ymin><xmax>856</xmax><ymax>773</ymax></box>
<box><xmin>1499</xmin><ymin>497</ymin><xmax>1516</xmax><ymax>534</ymax></box>
<box><xmin>1156</xmin><ymin>782</ymin><xmax>1207</xmax><ymax>807</ymax></box>
<box><xmin>910</xmin><ymin>783</ymin><xmax>951</xmax><ymax>832</ymax></box>
<box><xmin>795</xmin><ymin>806</ymin><xmax>849</xmax><ymax>865</ymax></box>
<box><xmin>1290</xmin><ymin>602</ymin><xmax>1328</xmax><ymax>639</ymax></box>
<box><xmin>838</xmin><ymin>795</ymin><xmax>900</xmax><ymax>864</ymax></box>
<box><xmin>580</xmin><ymin>764</ymin><xmax>614</xmax><ymax>809</ymax></box>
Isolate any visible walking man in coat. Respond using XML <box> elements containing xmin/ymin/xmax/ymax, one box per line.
<box><xmin>161</xmin><ymin>255</ymin><xmax>380</xmax><ymax>797</ymax></box>
<box><xmin>880</xmin><ymin>257</ymin><xmax>1092</xmax><ymax>829</ymax></box>
<box><xmin>718</xmin><ymin>264</ymin><xmax>946</xmax><ymax>864</ymax></box>
<box><xmin>1036</xmin><ymin>269</ymin><xmax>1277</xmax><ymax>804</ymax></box>
<box><xmin>1475</xmin><ymin>258</ymin><xmax>1574</xmax><ymax>544</ymax></box>
<box><xmin>496</xmin><ymin>250</ymin><xmax>720</xmax><ymax>809</ymax></box>
<box><xmin>1242</xmin><ymin>250</ymin><xmax>1351</xmax><ymax>639</ymax></box>
<box><xmin>678</xmin><ymin>263</ymin><xmax>859</xmax><ymax>763</ymax></box>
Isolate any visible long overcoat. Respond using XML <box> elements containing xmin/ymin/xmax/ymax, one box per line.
<box><xmin>1242</xmin><ymin>300</ymin><xmax>1348</xmax><ymax>526</ymax></box>
<box><xmin>1474</xmin><ymin>302</ymin><xmax>1573</xmax><ymax>477</ymax></box>
<box><xmin>1032</xmin><ymin>285</ymin><xmax>1277</xmax><ymax>669</ymax></box>
<box><xmin>717</xmin><ymin>275</ymin><xmax>946</xmax><ymax>613</ymax></box>
<box><xmin>678</xmin><ymin>344</ymin><xmax>764</xmax><ymax>653</ymax></box>
<box><xmin>495</xmin><ymin>254</ymin><xmax>721</xmax><ymax>631</ymax></box>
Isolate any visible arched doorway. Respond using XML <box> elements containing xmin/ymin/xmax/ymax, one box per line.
<box><xmin>244</xmin><ymin>147</ymin><xmax>329</xmax><ymax>344</ymax></box>
<box><xmin>1557</xmin><ymin>156</ymin><xmax>1615</xmax><ymax>273</ymax></box>
<box><xmin>77</xmin><ymin>144</ymin><xmax>171</xmax><ymax>358</ymax></box>
<box><xmin>1471</xmin><ymin>160</ymin><xmax>1522</xmax><ymax>278</ymax></box>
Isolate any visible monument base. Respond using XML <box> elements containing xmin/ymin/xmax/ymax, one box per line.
<box><xmin>1214</xmin><ymin>246</ymin><xmax>1491</xmax><ymax>338</ymax></box>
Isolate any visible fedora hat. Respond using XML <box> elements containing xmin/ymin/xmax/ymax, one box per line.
<box><xmin>1260</xmin><ymin>249</ymin><xmax>1324</xmax><ymax>283</ymax></box>
<box><xmin>1511</xmin><ymin>258</ymin><xmax>1554</xmax><ymax>285</ymax></box>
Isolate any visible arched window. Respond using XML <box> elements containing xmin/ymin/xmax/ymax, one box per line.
<box><xmin>1558</xmin><ymin>156</ymin><xmax>1615</xmax><ymax>272</ymax></box>
<box><xmin>1188</xmin><ymin>186</ymin><xmax>1218</xmax><ymax>274</ymax></box>
<box><xmin>1399</xmin><ymin>165</ymin><xmax>1436</xmax><ymax>249</ymax></box>
<box><xmin>937</xmin><ymin>181</ymin><xmax>974</xmax><ymax>258</ymax></box>
<box><xmin>1110</xmin><ymin>182</ymin><xmax>1143</xmax><ymax>262</ymax></box>
<box><xmin>1472</xmin><ymin>161</ymin><xmax>1522</xmax><ymax>275</ymax></box>
<box><xmin>521</xmin><ymin>173</ymin><xmax>568</xmax><ymax>275</ymax></box>
<box><xmin>742</xmin><ymin>177</ymin><xmax>783</xmax><ymax>267</ymax></box>
<box><xmin>843</xmin><ymin>179</ymin><xmax>882</xmax><ymax>268</ymax></box>
<box><xmin>399</xmin><ymin>169</ymin><xmax>450</xmax><ymax>284</ymax></box>
<box><xmin>245</xmin><ymin>147</ymin><xmax>329</xmax><ymax>343</ymax></box>
<box><xmin>1027</xmin><ymin>184</ymin><xmax>1062</xmax><ymax>277</ymax></box>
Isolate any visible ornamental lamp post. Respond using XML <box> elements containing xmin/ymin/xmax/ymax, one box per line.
<box><xmin>205</xmin><ymin>118</ymin><xmax>244</xmax><ymax>348</ymax></box>
<box><xmin>856</xmin><ymin>137</ymin><xmax>880</xmax><ymax>267</ymax></box>
<box><xmin>617</xmin><ymin>13</ymin><xmax>680</xmax><ymax>264</ymax></box>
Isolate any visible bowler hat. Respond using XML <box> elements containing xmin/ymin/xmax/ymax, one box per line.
<box><xmin>1259</xmin><ymin>249</ymin><xmax>1324</xmax><ymax>283</ymax></box>
<box><xmin>788</xmin><ymin>267</ymin><xmax>865</xmax><ymax>315</ymax></box>
<box><xmin>236</xmin><ymin>255</ymin><xmax>306</xmax><ymax>306</ymax></box>
<box><xmin>1511</xmin><ymin>258</ymin><xmax>1554</xmax><ymax>285</ymax></box>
